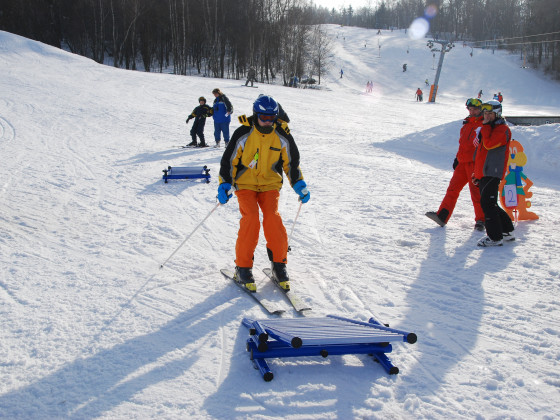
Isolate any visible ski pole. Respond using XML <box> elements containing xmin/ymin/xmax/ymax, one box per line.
<box><xmin>287</xmin><ymin>201</ymin><xmax>303</xmax><ymax>251</ymax></box>
<box><xmin>160</xmin><ymin>202</ymin><xmax>220</xmax><ymax>268</ymax></box>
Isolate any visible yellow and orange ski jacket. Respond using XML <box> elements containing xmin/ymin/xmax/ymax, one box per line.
<box><xmin>219</xmin><ymin>115</ymin><xmax>304</xmax><ymax>192</ymax></box>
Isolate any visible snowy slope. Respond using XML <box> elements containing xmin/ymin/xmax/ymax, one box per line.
<box><xmin>1</xmin><ymin>25</ymin><xmax>560</xmax><ymax>419</ymax></box>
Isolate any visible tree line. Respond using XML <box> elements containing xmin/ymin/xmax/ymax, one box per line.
<box><xmin>0</xmin><ymin>0</ymin><xmax>332</xmax><ymax>85</ymax></box>
<box><xmin>1</xmin><ymin>0</ymin><xmax>558</xmax><ymax>79</ymax></box>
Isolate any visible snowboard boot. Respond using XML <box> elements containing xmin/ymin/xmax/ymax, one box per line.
<box><xmin>477</xmin><ymin>235</ymin><xmax>503</xmax><ymax>247</ymax></box>
<box><xmin>474</xmin><ymin>220</ymin><xmax>485</xmax><ymax>231</ymax></box>
<box><xmin>271</xmin><ymin>262</ymin><xmax>290</xmax><ymax>291</ymax></box>
<box><xmin>234</xmin><ymin>266</ymin><xmax>256</xmax><ymax>292</ymax></box>
<box><xmin>425</xmin><ymin>211</ymin><xmax>446</xmax><ymax>227</ymax></box>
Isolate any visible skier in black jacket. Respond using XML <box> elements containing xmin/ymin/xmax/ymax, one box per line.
<box><xmin>186</xmin><ymin>97</ymin><xmax>212</xmax><ymax>147</ymax></box>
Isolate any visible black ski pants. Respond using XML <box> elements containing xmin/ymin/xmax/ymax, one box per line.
<box><xmin>479</xmin><ymin>176</ymin><xmax>514</xmax><ymax>241</ymax></box>
<box><xmin>190</xmin><ymin>119</ymin><xmax>206</xmax><ymax>143</ymax></box>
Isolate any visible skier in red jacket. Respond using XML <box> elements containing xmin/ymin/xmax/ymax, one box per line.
<box><xmin>426</xmin><ymin>98</ymin><xmax>485</xmax><ymax>230</ymax></box>
<box><xmin>472</xmin><ymin>100</ymin><xmax>515</xmax><ymax>247</ymax></box>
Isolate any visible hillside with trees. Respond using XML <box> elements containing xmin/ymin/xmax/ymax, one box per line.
<box><xmin>1</xmin><ymin>0</ymin><xmax>558</xmax><ymax>80</ymax></box>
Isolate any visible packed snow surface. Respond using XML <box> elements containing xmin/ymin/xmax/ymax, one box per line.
<box><xmin>1</xmin><ymin>25</ymin><xmax>560</xmax><ymax>419</ymax></box>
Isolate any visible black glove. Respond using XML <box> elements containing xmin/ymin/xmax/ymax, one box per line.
<box><xmin>186</xmin><ymin>117</ymin><xmax>192</xmax><ymax>124</ymax></box>
<box><xmin>453</xmin><ymin>158</ymin><xmax>459</xmax><ymax>170</ymax></box>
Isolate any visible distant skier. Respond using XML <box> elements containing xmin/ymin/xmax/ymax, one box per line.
<box><xmin>425</xmin><ymin>78</ymin><xmax>429</xmax><ymax>86</ymax></box>
<box><xmin>245</xmin><ymin>67</ymin><xmax>256</xmax><ymax>87</ymax></box>
<box><xmin>497</xmin><ymin>92</ymin><xmax>503</xmax><ymax>103</ymax></box>
<box><xmin>477</xmin><ymin>89</ymin><xmax>483</xmax><ymax>99</ymax></box>
<box><xmin>185</xmin><ymin>96</ymin><xmax>212</xmax><ymax>147</ymax></box>
<box><xmin>415</xmin><ymin>88</ymin><xmax>423</xmax><ymax>102</ymax></box>
<box><xmin>402</xmin><ymin>63</ymin><xmax>407</xmax><ymax>72</ymax></box>
<box><xmin>211</xmin><ymin>88</ymin><xmax>233</xmax><ymax>147</ymax></box>
<box><xmin>340</xmin><ymin>68</ymin><xmax>344</xmax><ymax>78</ymax></box>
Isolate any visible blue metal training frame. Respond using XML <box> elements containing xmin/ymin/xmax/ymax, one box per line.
<box><xmin>162</xmin><ymin>165</ymin><xmax>211</xmax><ymax>183</ymax></box>
<box><xmin>242</xmin><ymin>314</ymin><xmax>417</xmax><ymax>381</ymax></box>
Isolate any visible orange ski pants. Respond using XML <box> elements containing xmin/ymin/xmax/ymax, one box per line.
<box><xmin>234</xmin><ymin>189</ymin><xmax>288</xmax><ymax>267</ymax></box>
<box><xmin>438</xmin><ymin>161</ymin><xmax>484</xmax><ymax>222</ymax></box>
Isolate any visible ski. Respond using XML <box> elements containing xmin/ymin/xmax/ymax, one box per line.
<box><xmin>262</xmin><ymin>268</ymin><xmax>312</xmax><ymax>312</ymax></box>
<box><xmin>174</xmin><ymin>144</ymin><xmax>210</xmax><ymax>149</ymax></box>
<box><xmin>220</xmin><ymin>269</ymin><xmax>285</xmax><ymax>315</ymax></box>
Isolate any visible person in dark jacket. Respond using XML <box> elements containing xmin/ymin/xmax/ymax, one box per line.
<box><xmin>245</xmin><ymin>67</ymin><xmax>256</xmax><ymax>87</ymax></box>
<box><xmin>472</xmin><ymin>100</ymin><xmax>515</xmax><ymax>247</ymax></box>
<box><xmin>185</xmin><ymin>97</ymin><xmax>212</xmax><ymax>147</ymax></box>
<box><xmin>212</xmin><ymin>88</ymin><xmax>233</xmax><ymax>147</ymax></box>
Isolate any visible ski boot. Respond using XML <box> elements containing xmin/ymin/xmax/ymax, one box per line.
<box><xmin>271</xmin><ymin>262</ymin><xmax>290</xmax><ymax>291</ymax></box>
<box><xmin>186</xmin><ymin>140</ymin><xmax>197</xmax><ymax>147</ymax></box>
<box><xmin>425</xmin><ymin>211</ymin><xmax>446</xmax><ymax>227</ymax></box>
<box><xmin>474</xmin><ymin>220</ymin><xmax>485</xmax><ymax>231</ymax></box>
<box><xmin>197</xmin><ymin>141</ymin><xmax>207</xmax><ymax>148</ymax></box>
<box><xmin>234</xmin><ymin>266</ymin><xmax>256</xmax><ymax>292</ymax></box>
<box><xmin>477</xmin><ymin>236</ymin><xmax>503</xmax><ymax>247</ymax></box>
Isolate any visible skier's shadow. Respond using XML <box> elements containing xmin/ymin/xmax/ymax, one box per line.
<box><xmin>0</xmin><ymin>287</ymin><xmax>234</xmax><ymax>419</ymax></box>
<box><xmin>396</xmin><ymin>227</ymin><xmax>515</xmax><ymax>397</ymax></box>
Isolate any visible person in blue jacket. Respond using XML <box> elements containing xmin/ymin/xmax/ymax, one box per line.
<box><xmin>211</xmin><ymin>88</ymin><xmax>234</xmax><ymax>147</ymax></box>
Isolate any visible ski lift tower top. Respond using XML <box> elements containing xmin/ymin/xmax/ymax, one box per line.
<box><xmin>426</xmin><ymin>39</ymin><xmax>454</xmax><ymax>102</ymax></box>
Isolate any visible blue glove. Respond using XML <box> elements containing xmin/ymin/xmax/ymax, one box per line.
<box><xmin>293</xmin><ymin>180</ymin><xmax>310</xmax><ymax>203</ymax></box>
<box><xmin>217</xmin><ymin>183</ymin><xmax>232</xmax><ymax>204</ymax></box>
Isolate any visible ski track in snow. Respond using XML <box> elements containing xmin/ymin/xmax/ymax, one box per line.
<box><xmin>1</xmin><ymin>25</ymin><xmax>560</xmax><ymax>419</ymax></box>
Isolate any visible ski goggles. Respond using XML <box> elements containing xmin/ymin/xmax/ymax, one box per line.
<box><xmin>465</xmin><ymin>98</ymin><xmax>482</xmax><ymax>108</ymax></box>
<box><xmin>481</xmin><ymin>103</ymin><xmax>498</xmax><ymax>112</ymax></box>
<box><xmin>257</xmin><ymin>114</ymin><xmax>276</xmax><ymax>122</ymax></box>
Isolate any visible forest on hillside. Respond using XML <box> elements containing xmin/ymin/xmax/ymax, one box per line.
<box><xmin>1</xmin><ymin>0</ymin><xmax>558</xmax><ymax>80</ymax></box>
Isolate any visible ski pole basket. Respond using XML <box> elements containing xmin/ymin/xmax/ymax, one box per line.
<box><xmin>242</xmin><ymin>314</ymin><xmax>417</xmax><ymax>381</ymax></box>
<box><xmin>162</xmin><ymin>165</ymin><xmax>211</xmax><ymax>184</ymax></box>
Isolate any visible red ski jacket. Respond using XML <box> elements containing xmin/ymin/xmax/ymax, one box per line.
<box><xmin>473</xmin><ymin>118</ymin><xmax>511</xmax><ymax>180</ymax></box>
<box><xmin>456</xmin><ymin>115</ymin><xmax>483</xmax><ymax>163</ymax></box>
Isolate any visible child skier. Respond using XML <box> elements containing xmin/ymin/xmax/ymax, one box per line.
<box><xmin>185</xmin><ymin>97</ymin><xmax>212</xmax><ymax>147</ymax></box>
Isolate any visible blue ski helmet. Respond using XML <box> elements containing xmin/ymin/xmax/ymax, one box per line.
<box><xmin>253</xmin><ymin>95</ymin><xmax>279</xmax><ymax>116</ymax></box>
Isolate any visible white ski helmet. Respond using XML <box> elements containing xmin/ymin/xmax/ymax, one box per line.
<box><xmin>482</xmin><ymin>100</ymin><xmax>502</xmax><ymax>117</ymax></box>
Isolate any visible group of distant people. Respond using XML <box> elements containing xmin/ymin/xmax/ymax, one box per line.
<box><xmin>185</xmin><ymin>88</ymin><xmax>233</xmax><ymax>148</ymax></box>
<box><xmin>477</xmin><ymin>89</ymin><xmax>504</xmax><ymax>103</ymax></box>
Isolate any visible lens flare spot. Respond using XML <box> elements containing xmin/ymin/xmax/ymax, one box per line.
<box><xmin>409</xmin><ymin>17</ymin><xmax>430</xmax><ymax>40</ymax></box>
<box><xmin>424</xmin><ymin>4</ymin><xmax>438</xmax><ymax>19</ymax></box>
